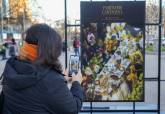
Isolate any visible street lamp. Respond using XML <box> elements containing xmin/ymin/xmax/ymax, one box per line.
<box><xmin>20</xmin><ymin>8</ymin><xmax>25</xmax><ymax>34</ymax></box>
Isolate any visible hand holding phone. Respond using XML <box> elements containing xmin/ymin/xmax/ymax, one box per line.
<box><xmin>72</xmin><ymin>69</ymin><xmax>82</xmax><ymax>84</ymax></box>
<box><xmin>69</xmin><ymin>55</ymin><xmax>79</xmax><ymax>76</ymax></box>
<box><xmin>63</xmin><ymin>68</ymin><xmax>72</xmax><ymax>82</ymax></box>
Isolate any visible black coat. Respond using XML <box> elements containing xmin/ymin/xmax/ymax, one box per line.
<box><xmin>1</xmin><ymin>58</ymin><xmax>83</xmax><ymax>114</ymax></box>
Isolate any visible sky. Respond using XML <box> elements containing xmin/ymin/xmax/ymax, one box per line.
<box><xmin>33</xmin><ymin>0</ymin><xmax>136</xmax><ymax>21</ymax></box>
<box><xmin>33</xmin><ymin>0</ymin><xmax>81</xmax><ymax>21</ymax></box>
<box><xmin>31</xmin><ymin>0</ymin><xmax>163</xmax><ymax>22</ymax></box>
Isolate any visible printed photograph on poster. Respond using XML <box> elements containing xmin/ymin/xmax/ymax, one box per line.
<box><xmin>81</xmin><ymin>22</ymin><xmax>144</xmax><ymax>101</ymax></box>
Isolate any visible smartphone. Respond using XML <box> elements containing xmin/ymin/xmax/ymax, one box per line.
<box><xmin>69</xmin><ymin>55</ymin><xmax>79</xmax><ymax>76</ymax></box>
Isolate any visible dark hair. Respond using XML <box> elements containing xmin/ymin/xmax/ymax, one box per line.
<box><xmin>25</xmin><ymin>24</ymin><xmax>62</xmax><ymax>72</ymax></box>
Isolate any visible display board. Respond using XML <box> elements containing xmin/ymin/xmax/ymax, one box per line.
<box><xmin>81</xmin><ymin>1</ymin><xmax>145</xmax><ymax>101</ymax></box>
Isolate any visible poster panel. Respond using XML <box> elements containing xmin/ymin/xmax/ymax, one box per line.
<box><xmin>81</xmin><ymin>1</ymin><xmax>145</xmax><ymax>101</ymax></box>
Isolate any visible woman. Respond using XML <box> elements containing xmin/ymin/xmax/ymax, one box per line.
<box><xmin>9</xmin><ymin>38</ymin><xmax>17</xmax><ymax>57</ymax></box>
<box><xmin>1</xmin><ymin>24</ymin><xmax>83</xmax><ymax>114</ymax></box>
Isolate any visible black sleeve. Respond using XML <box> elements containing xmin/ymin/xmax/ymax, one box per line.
<box><xmin>44</xmin><ymin>78</ymin><xmax>83</xmax><ymax>114</ymax></box>
<box><xmin>70</xmin><ymin>81</ymin><xmax>83</xmax><ymax>111</ymax></box>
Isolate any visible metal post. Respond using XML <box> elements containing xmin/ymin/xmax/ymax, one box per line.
<box><xmin>74</xmin><ymin>20</ymin><xmax>79</xmax><ymax>36</ymax></box>
<box><xmin>64</xmin><ymin>0</ymin><xmax>68</xmax><ymax>68</ymax></box>
<box><xmin>0</xmin><ymin>0</ymin><xmax>3</xmax><ymax>42</ymax></box>
<box><xmin>133</xmin><ymin>102</ymin><xmax>135</xmax><ymax>114</ymax></box>
<box><xmin>158</xmin><ymin>0</ymin><xmax>162</xmax><ymax>113</ymax></box>
<box><xmin>90</xmin><ymin>102</ymin><xmax>92</xmax><ymax>114</ymax></box>
<box><xmin>22</xmin><ymin>10</ymin><xmax>25</xmax><ymax>33</ymax></box>
<box><xmin>20</xmin><ymin>10</ymin><xmax>25</xmax><ymax>46</ymax></box>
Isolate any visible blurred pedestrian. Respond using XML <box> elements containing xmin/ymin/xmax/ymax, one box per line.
<box><xmin>1</xmin><ymin>24</ymin><xmax>83</xmax><ymax>114</ymax></box>
<box><xmin>73</xmin><ymin>37</ymin><xmax>80</xmax><ymax>56</ymax></box>
<box><xmin>8</xmin><ymin>38</ymin><xmax>17</xmax><ymax>57</ymax></box>
<box><xmin>1</xmin><ymin>43</ymin><xmax>6</xmax><ymax>60</ymax></box>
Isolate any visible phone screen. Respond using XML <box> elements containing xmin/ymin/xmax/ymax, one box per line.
<box><xmin>69</xmin><ymin>55</ymin><xmax>79</xmax><ymax>76</ymax></box>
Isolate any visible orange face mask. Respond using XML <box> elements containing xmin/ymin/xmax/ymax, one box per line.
<box><xmin>19</xmin><ymin>42</ymin><xmax>38</xmax><ymax>61</ymax></box>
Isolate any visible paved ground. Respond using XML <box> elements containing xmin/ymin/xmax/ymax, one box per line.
<box><xmin>145</xmin><ymin>53</ymin><xmax>165</xmax><ymax>79</ymax></box>
<box><xmin>0</xmin><ymin>53</ymin><xmax>165</xmax><ymax>113</ymax></box>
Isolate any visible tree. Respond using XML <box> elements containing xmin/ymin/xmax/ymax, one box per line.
<box><xmin>7</xmin><ymin>0</ymin><xmax>32</xmax><ymax>32</ymax></box>
<box><xmin>9</xmin><ymin>0</ymin><xmax>32</xmax><ymax>20</ymax></box>
<box><xmin>146</xmin><ymin>0</ymin><xmax>159</xmax><ymax>23</ymax></box>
